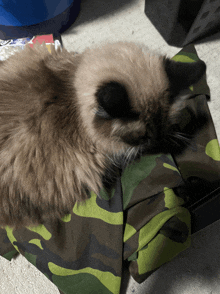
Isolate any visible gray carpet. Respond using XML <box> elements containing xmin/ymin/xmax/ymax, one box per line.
<box><xmin>1</xmin><ymin>0</ymin><xmax>220</xmax><ymax>293</ymax></box>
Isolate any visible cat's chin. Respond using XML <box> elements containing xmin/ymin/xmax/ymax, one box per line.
<box><xmin>136</xmin><ymin>141</ymin><xmax>188</xmax><ymax>156</ymax></box>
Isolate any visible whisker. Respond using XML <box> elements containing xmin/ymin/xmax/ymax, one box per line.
<box><xmin>124</xmin><ymin>147</ymin><xmax>132</xmax><ymax>165</ymax></box>
<box><xmin>169</xmin><ymin>133</ymin><xmax>192</xmax><ymax>146</ymax></box>
<box><xmin>174</xmin><ymin>133</ymin><xmax>192</xmax><ymax>141</ymax></box>
<box><xmin>175</xmin><ymin>131</ymin><xmax>192</xmax><ymax>137</ymax></box>
<box><xmin>123</xmin><ymin>146</ymin><xmax>139</xmax><ymax>166</ymax></box>
<box><xmin>106</xmin><ymin>155</ymin><xmax>121</xmax><ymax>168</ymax></box>
<box><xmin>168</xmin><ymin>137</ymin><xmax>182</xmax><ymax>146</ymax></box>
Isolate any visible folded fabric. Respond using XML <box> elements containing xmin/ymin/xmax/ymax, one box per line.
<box><xmin>0</xmin><ymin>39</ymin><xmax>220</xmax><ymax>294</ymax></box>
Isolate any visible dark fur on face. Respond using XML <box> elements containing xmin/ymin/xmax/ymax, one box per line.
<box><xmin>0</xmin><ymin>42</ymin><xmax>206</xmax><ymax>228</ymax></box>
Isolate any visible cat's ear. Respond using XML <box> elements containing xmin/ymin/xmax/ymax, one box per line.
<box><xmin>95</xmin><ymin>81</ymin><xmax>139</xmax><ymax>120</ymax></box>
<box><xmin>164</xmin><ymin>58</ymin><xmax>206</xmax><ymax>96</ymax></box>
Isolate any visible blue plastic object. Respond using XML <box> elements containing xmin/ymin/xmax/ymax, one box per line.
<box><xmin>0</xmin><ymin>0</ymin><xmax>80</xmax><ymax>39</ymax></box>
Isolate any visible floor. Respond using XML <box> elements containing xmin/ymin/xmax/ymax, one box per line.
<box><xmin>1</xmin><ymin>0</ymin><xmax>220</xmax><ymax>293</ymax></box>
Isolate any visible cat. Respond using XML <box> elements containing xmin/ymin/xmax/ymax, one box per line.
<box><xmin>0</xmin><ymin>41</ymin><xmax>206</xmax><ymax>228</ymax></box>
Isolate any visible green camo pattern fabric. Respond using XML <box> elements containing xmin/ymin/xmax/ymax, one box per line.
<box><xmin>1</xmin><ymin>44</ymin><xmax>220</xmax><ymax>293</ymax></box>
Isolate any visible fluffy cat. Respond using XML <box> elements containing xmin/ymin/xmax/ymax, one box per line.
<box><xmin>0</xmin><ymin>41</ymin><xmax>206</xmax><ymax>228</ymax></box>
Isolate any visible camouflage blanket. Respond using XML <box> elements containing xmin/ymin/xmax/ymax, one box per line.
<box><xmin>1</xmin><ymin>43</ymin><xmax>220</xmax><ymax>294</ymax></box>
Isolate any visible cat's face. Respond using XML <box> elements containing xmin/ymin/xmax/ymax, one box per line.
<box><xmin>75</xmin><ymin>42</ymin><xmax>206</xmax><ymax>157</ymax></box>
